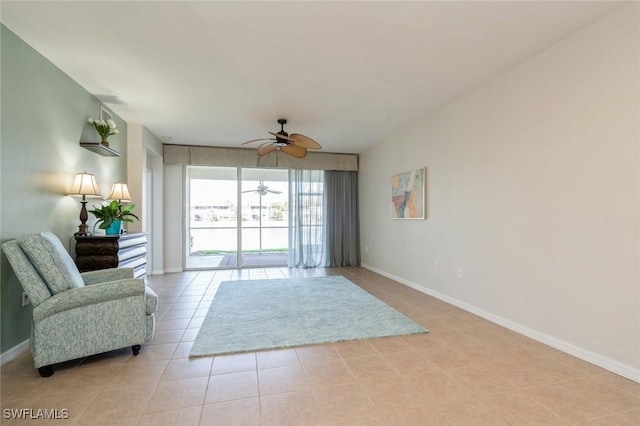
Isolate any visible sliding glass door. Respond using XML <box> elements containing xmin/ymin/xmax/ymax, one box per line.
<box><xmin>186</xmin><ymin>166</ymin><xmax>239</xmax><ymax>268</ymax></box>
<box><xmin>186</xmin><ymin>166</ymin><xmax>289</xmax><ymax>269</ymax></box>
<box><xmin>240</xmin><ymin>169</ymin><xmax>289</xmax><ymax>267</ymax></box>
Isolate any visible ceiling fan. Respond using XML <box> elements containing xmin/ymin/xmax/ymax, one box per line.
<box><xmin>241</xmin><ymin>119</ymin><xmax>321</xmax><ymax>158</ymax></box>
<box><xmin>242</xmin><ymin>181</ymin><xmax>282</xmax><ymax>196</ymax></box>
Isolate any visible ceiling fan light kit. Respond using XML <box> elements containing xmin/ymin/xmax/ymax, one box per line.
<box><xmin>242</xmin><ymin>119</ymin><xmax>321</xmax><ymax>158</ymax></box>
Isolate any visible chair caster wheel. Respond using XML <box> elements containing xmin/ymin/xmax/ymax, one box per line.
<box><xmin>38</xmin><ymin>365</ymin><xmax>54</xmax><ymax>377</ymax></box>
<box><xmin>132</xmin><ymin>344</ymin><xmax>141</xmax><ymax>356</ymax></box>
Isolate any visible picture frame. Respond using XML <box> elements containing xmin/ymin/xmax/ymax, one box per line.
<box><xmin>390</xmin><ymin>167</ymin><xmax>426</xmax><ymax>219</ymax></box>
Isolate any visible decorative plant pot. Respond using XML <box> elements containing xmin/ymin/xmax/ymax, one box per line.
<box><xmin>101</xmin><ymin>139</ymin><xmax>109</xmax><ymax>147</ymax></box>
<box><xmin>105</xmin><ymin>220</ymin><xmax>122</xmax><ymax>235</ymax></box>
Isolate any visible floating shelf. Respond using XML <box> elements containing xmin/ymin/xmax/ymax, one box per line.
<box><xmin>80</xmin><ymin>142</ymin><xmax>120</xmax><ymax>157</ymax></box>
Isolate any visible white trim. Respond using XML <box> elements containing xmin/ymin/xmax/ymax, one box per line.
<box><xmin>150</xmin><ymin>270</ymin><xmax>165</xmax><ymax>275</ymax></box>
<box><xmin>0</xmin><ymin>339</ymin><xmax>29</xmax><ymax>366</ymax></box>
<box><xmin>100</xmin><ymin>106</ymin><xmax>113</xmax><ymax>121</ymax></box>
<box><xmin>361</xmin><ymin>263</ymin><xmax>640</xmax><ymax>384</ymax></box>
<box><xmin>164</xmin><ymin>268</ymin><xmax>183</xmax><ymax>274</ymax></box>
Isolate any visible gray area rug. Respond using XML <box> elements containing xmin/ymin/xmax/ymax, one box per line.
<box><xmin>189</xmin><ymin>276</ymin><xmax>427</xmax><ymax>357</ymax></box>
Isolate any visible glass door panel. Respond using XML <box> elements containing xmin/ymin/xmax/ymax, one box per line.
<box><xmin>186</xmin><ymin>166</ymin><xmax>239</xmax><ymax>268</ymax></box>
<box><xmin>240</xmin><ymin>168</ymin><xmax>289</xmax><ymax>267</ymax></box>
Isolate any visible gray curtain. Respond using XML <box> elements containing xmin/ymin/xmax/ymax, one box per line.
<box><xmin>323</xmin><ymin>170</ymin><xmax>361</xmax><ymax>267</ymax></box>
<box><xmin>288</xmin><ymin>169</ymin><xmax>325</xmax><ymax>268</ymax></box>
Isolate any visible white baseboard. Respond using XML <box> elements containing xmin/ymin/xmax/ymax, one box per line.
<box><xmin>361</xmin><ymin>263</ymin><xmax>640</xmax><ymax>384</ymax></box>
<box><xmin>150</xmin><ymin>269</ymin><xmax>165</xmax><ymax>275</ymax></box>
<box><xmin>164</xmin><ymin>268</ymin><xmax>183</xmax><ymax>273</ymax></box>
<box><xmin>0</xmin><ymin>339</ymin><xmax>29</xmax><ymax>366</ymax></box>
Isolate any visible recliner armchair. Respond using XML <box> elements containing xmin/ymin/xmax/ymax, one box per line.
<box><xmin>2</xmin><ymin>231</ymin><xmax>158</xmax><ymax>377</ymax></box>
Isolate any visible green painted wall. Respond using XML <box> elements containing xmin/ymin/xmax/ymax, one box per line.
<box><xmin>0</xmin><ymin>25</ymin><xmax>128</xmax><ymax>354</ymax></box>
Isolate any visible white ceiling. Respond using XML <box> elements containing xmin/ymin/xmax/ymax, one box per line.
<box><xmin>1</xmin><ymin>1</ymin><xmax>623</xmax><ymax>154</ymax></box>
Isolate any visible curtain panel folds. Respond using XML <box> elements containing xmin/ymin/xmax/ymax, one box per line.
<box><xmin>288</xmin><ymin>170</ymin><xmax>325</xmax><ymax>268</ymax></box>
<box><xmin>288</xmin><ymin>170</ymin><xmax>361</xmax><ymax>268</ymax></box>
<box><xmin>324</xmin><ymin>171</ymin><xmax>361</xmax><ymax>267</ymax></box>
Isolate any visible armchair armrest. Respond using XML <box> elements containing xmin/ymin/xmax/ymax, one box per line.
<box><xmin>81</xmin><ymin>268</ymin><xmax>134</xmax><ymax>285</ymax></box>
<box><xmin>33</xmin><ymin>278</ymin><xmax>145</xmax><ymax>322</ymax></box>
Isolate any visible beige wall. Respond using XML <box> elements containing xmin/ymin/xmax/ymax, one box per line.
<box><xmin>163</xmin><ymin>163</ymin><xmax>184</xmax><ymax>273</ymax></box>
<box><xmin>126</xmin><ymin>123</ymin><xmax>164</xmax><ymax>272</ymax></box>
<box><xmin>359</xmin><ymin>4</ymin><xmax>639</xmax><ymax>379</ymax></box>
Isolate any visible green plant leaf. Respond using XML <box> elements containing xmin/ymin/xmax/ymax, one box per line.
<box><xmin>89</xmin><ymin>199</ymin><xmax>139</xmax><ymax>230</ymax></box>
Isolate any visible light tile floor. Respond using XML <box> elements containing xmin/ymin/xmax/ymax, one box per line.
<box><xmin>2</xmin><ymin>267</ymin><xmax>640</xmax><ymax>425</ymax></box>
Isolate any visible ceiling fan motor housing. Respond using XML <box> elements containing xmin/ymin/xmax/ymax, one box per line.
<box><xmin>275</xmin><ymin>119</ymin><xmax>289</xmax><ymax>145</ymax></box>
<box><xmin>275</xmin><ymin>132</ymin><xmax>289</xmax><ymax>146</ymax></box>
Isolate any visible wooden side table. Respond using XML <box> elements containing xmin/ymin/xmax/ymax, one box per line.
<box><xmin>75</xmin><ymin>233</ymin><xmax>148</xmax><ymax>278</ymax></box>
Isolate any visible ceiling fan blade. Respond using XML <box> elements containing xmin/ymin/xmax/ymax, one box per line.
<box><xmin>280</xmin><ymin>144</ymin><xmax>307</xmax><ymax>158</ymax></box>
<box><xmin>257</xmin><ymin>143</ymin><xmax>278</xmax><ymax>156</ymax></box>
<box><xmin>267</xmin><ymin>189</ymin><xmax>283</xmax><ymax>194</ymax></box>
<box><xmin>290</xmin><ymin>134</ymin><xmax>321</xmax><ymax>149</ymax></box>
<box><xmin>268</xmin><ymin>131</ymin><xmax>296</xmax><ymax>142</ymax></box>
<box><xmin>241</xmin><ymin>137</ymin><xmax>274</xmax><ymax>145</ymax></box>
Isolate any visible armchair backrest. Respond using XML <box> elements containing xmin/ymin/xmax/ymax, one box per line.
<box><xmin>2</xmin><ymin>240</ymin><xmax>52</xmax><ymax>306</ymax></box>
<box><xmin>2</xmin><ymin>231</ymin><xmax>85</xmax><ymax>306</ymax></box>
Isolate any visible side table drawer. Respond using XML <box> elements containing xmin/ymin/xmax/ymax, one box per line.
<box><xmin>75</xmin><ymin>233</ymin><xmax>148</xmax><ymax>278</ymax></box>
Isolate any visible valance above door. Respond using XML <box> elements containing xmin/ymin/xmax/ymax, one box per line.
<box><xmin>164</xmin><ymin>144</ymin><xmax>358</xmax><ymax>171</ymax></box>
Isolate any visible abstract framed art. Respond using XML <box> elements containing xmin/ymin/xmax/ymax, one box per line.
<box><xmin>390</xmin><ymin>167</ymin><xmax>426</xmax><ymax>219</ymax></box>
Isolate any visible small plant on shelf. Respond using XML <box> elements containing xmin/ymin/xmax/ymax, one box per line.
<box><xmin>87</xmin><ymin>117</ymin><xmax>119</xmax><ymax>145</ymax></box>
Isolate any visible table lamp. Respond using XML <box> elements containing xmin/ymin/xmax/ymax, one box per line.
<box><xmin>68</xmin><ymin>172</ymin><xmax>100</xmax><ymax>235</ymax></box>
<box><xmin>108</xmin><ymin>182</ymin><xmax>132</xmax><ymax>206</ymax></box>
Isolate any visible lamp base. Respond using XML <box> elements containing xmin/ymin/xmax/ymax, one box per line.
<box><xmin>76</xmin><ymin>199</ymin><xmax>91</xmax><ymax>236</ymax></box>
<box><xmin>75</xmin><ymin>224</ymin><xmax>91</xmax><ymax>236</ymax></box>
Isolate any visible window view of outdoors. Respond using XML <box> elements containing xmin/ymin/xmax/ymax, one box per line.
<box><xmin>186</xmin><ymin>167</ymin><xmax>289</xmax><ymax>269</ymax></box>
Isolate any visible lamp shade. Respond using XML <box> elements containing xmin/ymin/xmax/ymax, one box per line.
<box><xmin>108</xmin><ymin>182</ymin><xmax>131</xmax><ymax>202</ymax></box>
<box><xmin>68</xmin><ymin>172</ymin><xmax>100</xmax><ymax>196</ymax></box>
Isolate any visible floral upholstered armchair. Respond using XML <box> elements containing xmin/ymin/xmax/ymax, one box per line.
<box><xmin>2</xmin><ymin>231</ymin><xmax>158</xmax><ymax>377</ymax></box>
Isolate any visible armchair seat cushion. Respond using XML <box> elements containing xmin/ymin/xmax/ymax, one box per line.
<box><xmin>81</xmin><ymin>268</ymin><xmax>134</xmax><ymax>285</ymax></box>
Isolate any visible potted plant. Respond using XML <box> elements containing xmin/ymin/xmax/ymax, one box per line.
<box><xmin>89</xmin><ymin>200</ymin><xmax>139</xmax><ymax>235</ymax></box>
